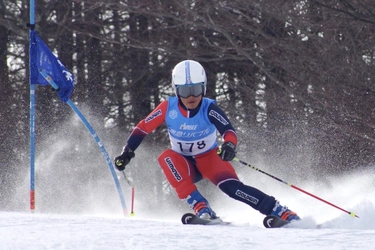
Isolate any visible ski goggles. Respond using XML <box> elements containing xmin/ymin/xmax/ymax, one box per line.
<box><xmin>176</xmin><ymin>84</ymin><xmax>204</xmax><ymax>98</ymax></box>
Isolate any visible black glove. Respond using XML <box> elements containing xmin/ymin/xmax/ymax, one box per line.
<box><xmin>114</xmin><ymin>146</ymin><xmax>135</xmax><ymax>171</ymax></box>
<box><xmin>219</xmin><ymin>142</ymin><xmax>236</xmax><ymax>161</ymax></box>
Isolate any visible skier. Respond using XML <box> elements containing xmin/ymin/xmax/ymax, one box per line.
<box><xmin>114</xmin><ymin>59</ymin><xmax>299</xmax><ymax>222</ymax></box>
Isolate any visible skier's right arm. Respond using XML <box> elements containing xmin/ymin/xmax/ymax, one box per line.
<box><xmin>114</xmin><ymin>101</ymin><xmax>168</xmax><ymax>171</ymax></box>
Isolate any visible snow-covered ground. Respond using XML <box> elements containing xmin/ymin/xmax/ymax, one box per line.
<box><xmin>2</xmin><ymin>167</ymin><xmax>375</xmax><ymax>250</ymax></box>
<box><xmin>1</xmin><ymin>205</ymin><xmax>374</xmax><ymax>250</ymax></box>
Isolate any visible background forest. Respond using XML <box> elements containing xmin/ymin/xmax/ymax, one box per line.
<box><xmin>0</xmin><ymin>0</ymin><xmax>374</xmax><ymax>213</ymax></box>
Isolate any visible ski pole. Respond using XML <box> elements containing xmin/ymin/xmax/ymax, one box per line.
<box><xmin>122</xmin><ymin>172</ymin><xmax>135</xmax><ymax>216</ymax></box>
<box><xmin>232</xmin><ymin>157</ymin><xmax>359</xmax><ymax>218</ymax></box>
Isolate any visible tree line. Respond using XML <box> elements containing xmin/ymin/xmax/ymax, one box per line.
<box><xmin>1</xmin><ymin>0</ymin><xmax>375</xmax><ymax>209</ymax></box>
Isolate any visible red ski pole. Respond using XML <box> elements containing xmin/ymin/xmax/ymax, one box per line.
<box><xmin>233</xmin><ymin>157</ymin><xmax>359</xmax><ymax>218</ymax></box>
<box><xmin>122</xmin><ymin>172</ymin><xmax>135</xmax><ymax>216</ymax></box>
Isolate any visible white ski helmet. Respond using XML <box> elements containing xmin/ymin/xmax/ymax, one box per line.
<box><xmin>172</xmin><ymin>60</ymin><xmax>207</xmax><ymax>97</ymax></box>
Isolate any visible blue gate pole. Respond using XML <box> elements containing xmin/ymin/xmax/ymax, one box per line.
<box><xmin>29</xmin><ymin>0</ymin><xmax>36</xmax><ymax>211</ymax></box>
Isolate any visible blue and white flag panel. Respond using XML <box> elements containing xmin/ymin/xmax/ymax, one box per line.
<box><xmin>29</xmin><ymin>30</ymin><xmax>74</xmax><ymax>102</ymax></box>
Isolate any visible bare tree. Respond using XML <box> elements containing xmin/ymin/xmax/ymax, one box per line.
<box><xmin>1</xmin><ymin>1</ymin><xmax>375</xmax><ymax>201</ymax></box>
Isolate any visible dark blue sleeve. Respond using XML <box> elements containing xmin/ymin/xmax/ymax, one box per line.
<box><xmin>126</xmin><ymin>128</ymin><xmax>147</xmax><ymax>151</ymax></box>
<box><xmin>207</xmin><ymin>103</ymin><xmax>236</xmax><ymax>136</ymax></box>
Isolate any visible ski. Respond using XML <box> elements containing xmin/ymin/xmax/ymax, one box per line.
<box><xmin>263</xmin><ymin>215</ymin><xmax>325</xmax><ymax>229</ymax></box>
<box><xmin>181</xmin><ymin>213</ymin><xmax>229</xmax><ymax>225</ymax></box>
<box><xmin>263</xmin><ymin>215</ymin><xmax>290</xmax><ymax>228</ymax></box>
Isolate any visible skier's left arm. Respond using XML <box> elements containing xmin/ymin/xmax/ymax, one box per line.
<box><xmin>207</xmin><ymin>103</ymin><xmax>237</xmax><ymax>161</ymax></box>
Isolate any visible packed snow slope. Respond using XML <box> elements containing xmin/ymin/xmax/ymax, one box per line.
<box><xmin>2</xmin><ymin>167</ymin><xmax>375</xmax><ymax>250</ymax></box>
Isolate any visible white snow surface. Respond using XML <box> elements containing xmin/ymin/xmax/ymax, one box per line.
<box><xmin>1</xmin><ymin>206</ymin><xmax>374</xmax><ymax>250</ymax></box>
<box><xmin>2</xmin><ymin>171</ymin><xmax>375</xmax><ymax>250</ymax></box>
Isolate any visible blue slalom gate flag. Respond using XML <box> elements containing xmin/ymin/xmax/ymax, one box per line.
<box><xmin>30</xmin><ymin>30</ymin><xmax>74</xmax><ymax>102</ymax></box>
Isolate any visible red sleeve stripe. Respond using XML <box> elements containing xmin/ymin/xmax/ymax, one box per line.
<box><xmin>223</xmin><ymin>130</ymin><xmax>237</xmax><ymax>146</ymax></box>
<box><xmin>130</xmin><ymin>127</ymin><xmax>148</xmax><ymax>137</ymax></box>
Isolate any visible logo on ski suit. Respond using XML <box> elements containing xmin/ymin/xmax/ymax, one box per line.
<box><xmin>235</xmin><ymin>190</ymin><xmax>259</xmax><ymax>205</ymax></box>
<box><xmin>165</xmin><ymin>157</ymin><xmax>182</xmax><ymax>181</ymax></box>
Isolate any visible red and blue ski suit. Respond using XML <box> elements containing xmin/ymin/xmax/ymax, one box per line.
<box><xmin>125</xmin><ymin>96</ymin><xmax>276</xmax><ymax>215</ymax></box>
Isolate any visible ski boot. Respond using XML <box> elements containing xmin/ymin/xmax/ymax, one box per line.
<box><xmin>271</xmin><ymin>200</ymin><xmax>300</xmax><ymax>222</ymax></box>
<box><xmin>185</xmin><ymin>190</ymin><xmax>218</xmax><ymax>220</ymax></box>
